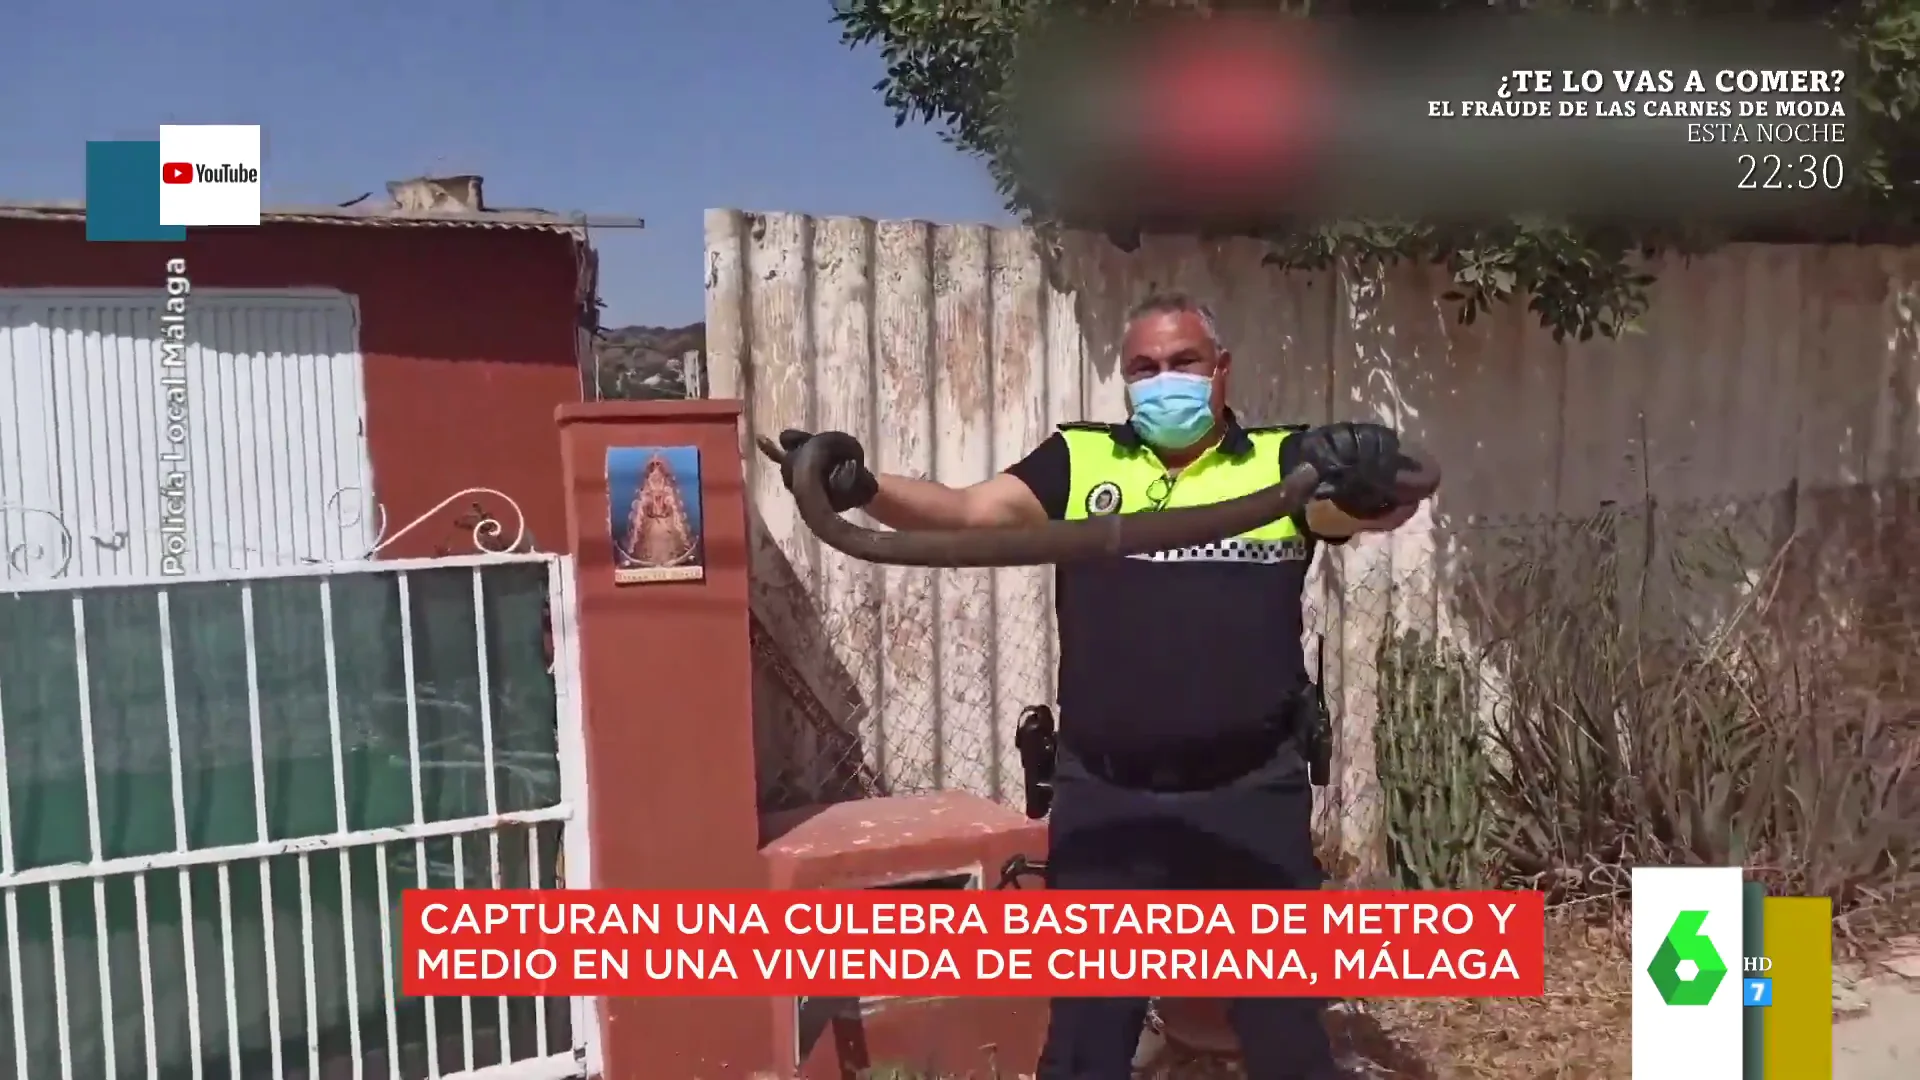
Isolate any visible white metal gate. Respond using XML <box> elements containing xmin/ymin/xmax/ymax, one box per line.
<box><xmin>0</xmin><ymin>288</ymin><xmax>377</xmax><ymax>581</ymax></box>
<box><xmin>0</xmin><ymin>552</ymin><xmax>598</xmax><ymax>1079</ymax></box>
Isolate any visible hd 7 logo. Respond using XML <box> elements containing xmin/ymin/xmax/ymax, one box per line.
<box><xmin>1646</xmin><ymin>910</ymin><xmax>1729</xmax><ymax>1005</ymax></box>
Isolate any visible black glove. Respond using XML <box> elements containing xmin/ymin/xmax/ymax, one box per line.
<box><xmin>1293</xmin><ymin>421</ymin><xmax>1405</xmax><ymax>518</ymax></box>
<box><xmin>769</xmin><ymin>429</ymin><xmax>879</xmax><ymax>513</ymax></box>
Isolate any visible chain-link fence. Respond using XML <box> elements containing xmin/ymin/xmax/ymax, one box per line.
<box><xmin>751</xmin><ymin>559</ymin><xmax>1056</xmax><ymax>814</ymax></box>
<box><xmin>1367</xmin><ymin>490</ymin><xmax>1920</xmax><ymax>922</ymax></box>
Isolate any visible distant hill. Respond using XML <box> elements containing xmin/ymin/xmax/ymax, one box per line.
<box><xmin>592</xmin><ymin>323</ymin><xmax>705</xmax><ymax>400</ymax></box>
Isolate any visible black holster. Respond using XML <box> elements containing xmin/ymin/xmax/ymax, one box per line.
<box><xmin>1302</xmin><ymin>636</ymin><xmax>1334</xmax><ymax>787</ymax></box>
<box><xmin>1295</xmin><ymin>686</ymin><xmax>1333</xmax><ymax>787</ymax></box>
<box><xmin>1014</xmin><ymin>705</ymin><xmax>1057</xmax><ymax>819</ymax></box>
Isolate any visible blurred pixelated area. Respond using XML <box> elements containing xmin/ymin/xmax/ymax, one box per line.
<box><xmin>1011</xmin><ymin>11</ymin><xmax>1853</xmax><ymax>229</ymax></box>
<box><xmin>1015</xmin><ymin>14</ymin><xmax>1333</xmax><ymax>227</ymax></box>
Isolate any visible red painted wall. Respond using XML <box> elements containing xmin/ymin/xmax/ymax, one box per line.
<box><xmin>0</xmin><ymin>218</ymin><xmax>587</xmax><ymax>557</ymax></box>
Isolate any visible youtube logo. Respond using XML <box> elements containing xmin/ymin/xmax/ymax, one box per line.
<box><xmin>157</xmin><ymin>126</ymin><xmax>262</xmax><ymax>226</ymax></box>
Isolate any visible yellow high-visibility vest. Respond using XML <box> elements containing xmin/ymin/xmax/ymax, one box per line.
<box><xmin>1057</xmin><ymin>421</ymin><xmax>1309</xmax><ymax>562</ymax></box>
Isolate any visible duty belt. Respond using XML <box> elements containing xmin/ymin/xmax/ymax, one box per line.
<box><xmin>1065</xmin><ymin>717</ymin><xmax>1297</xmax><ymax>793</ymax></box>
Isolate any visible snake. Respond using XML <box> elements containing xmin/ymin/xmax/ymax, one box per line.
<box><xmin>758</xmin><ymin>431</ymin><xmax>1441</xmax><ymax>568</ymax></box>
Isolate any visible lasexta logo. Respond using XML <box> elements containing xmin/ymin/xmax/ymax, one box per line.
<box><xmin>162</xmin><ymin>162</ymin><xmax>193</xmax><ymax>184</ymax></box>
<box><xmin>1646</xmin><ymin>910</ymin><xmax>1729</xmax><ymax>1005</ymax></box>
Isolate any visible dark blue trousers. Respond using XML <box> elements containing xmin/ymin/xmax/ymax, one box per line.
<box><xmin>1035</xmin><ymin>746</ymin><xmax>1337</xmax><ymax>1080</ymax></box>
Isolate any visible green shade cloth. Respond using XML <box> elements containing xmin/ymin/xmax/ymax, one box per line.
<box><xmin>0</xmin><ymin>562</ymin><xmax>570</xmax><ymax>1078</ymax></box>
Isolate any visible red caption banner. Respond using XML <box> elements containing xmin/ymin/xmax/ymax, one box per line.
<box><xmin>402</xmin><ymin>889</ymin><xmax>1544</xmax><ymax>998</ymax></box>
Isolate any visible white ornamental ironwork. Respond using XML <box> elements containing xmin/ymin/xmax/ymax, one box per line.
<box><xmin>326</xmin><ymin>486</ymin><xmax>533</xmax><ymax>559</ymax></box>
<box><xmin>1</xmin><ymin>485</ymin><xmax>533</xmax><ymax>582</ymax></box>
<box><xmin>0</xmin><ymin>504</ymin><xmax>77</xmax><ymax>579</ymax></box>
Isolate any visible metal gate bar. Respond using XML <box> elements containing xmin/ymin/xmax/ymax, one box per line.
<box><xmin>0</xmin><ymin>553</ymin><xmax>592</xmax><ymax>1080</ymax></box>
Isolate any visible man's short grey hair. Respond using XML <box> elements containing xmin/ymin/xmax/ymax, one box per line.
<box><xmin>1124</xmin><ymin>291</ymin><xmax>1224</xmax><ymax>351</ymax></box>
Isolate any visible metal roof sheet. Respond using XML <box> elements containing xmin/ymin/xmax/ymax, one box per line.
<box><xmin>0</xmin><ymin>199</ymin><xmax>643</xmax><ymax>235</ymax></box>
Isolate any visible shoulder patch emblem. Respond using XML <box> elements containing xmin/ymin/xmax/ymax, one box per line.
<box><xmin>1085</xmin><ymin>481</ymin><xmax>1123</xmax><ymax>516</ymax></box>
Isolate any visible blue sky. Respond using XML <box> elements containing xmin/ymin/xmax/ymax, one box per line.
<box><xmin>3</xmin><ymin>0</ymin><xmax>1012</xmax><ymax>328</ymax></box>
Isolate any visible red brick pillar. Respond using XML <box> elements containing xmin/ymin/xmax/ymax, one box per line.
<box><xmin>555</xmin><ymin>401</ymin><xmax>778</xmax><ymax>1078</ymax></box>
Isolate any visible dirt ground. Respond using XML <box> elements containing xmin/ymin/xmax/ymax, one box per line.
<box><xmin>1355</xmin><ymin>919</ymin><xmax>1631</xmax><ymax>1078</ymax></box>
<box><xmin>1134</xmin><ymin>918</ymin><xmax>1920</xmax><ymax>1079</ymax></box>
<box><xmin>1832</xmin><ymin>952</ymin><xmax>1920</xmax><ymax>1080</ymax></box>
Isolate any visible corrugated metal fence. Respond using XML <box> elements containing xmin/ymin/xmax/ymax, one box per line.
<box><xmin>0</xmin><ymin>289</ymin><xmax>375</xmax><ymax>580</ymax></box>
<box><xmin>707</xmin><ymin>209</ymin><xmax>1920</xmax><ymax>857</ymax></box>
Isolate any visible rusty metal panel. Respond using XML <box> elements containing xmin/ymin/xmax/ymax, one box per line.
<box><xmin>0</xmin><ymin>289</ymin><xmax>375</xmax><ymax>582</ymax></box>
<box><xmin>0</xmin><ymin>200</ymin><xmax>643</xmax><ymax>237</ymax></box>
<box><xmin>708</xmin><ymin>212</ymin><xmax>1920</xmax><ymax>857</ymax></box>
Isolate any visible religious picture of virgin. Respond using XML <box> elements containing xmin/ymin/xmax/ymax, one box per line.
<box><xmin>606</xmin><ymin>445</ymin><xmax>705</xmax><ymax>584</ymax></box>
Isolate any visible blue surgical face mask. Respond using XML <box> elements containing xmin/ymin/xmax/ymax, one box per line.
<box><xmin>1127</xmin><ymin>371</ymin><xmax>1217</xmax><ymax>450</ymax></box>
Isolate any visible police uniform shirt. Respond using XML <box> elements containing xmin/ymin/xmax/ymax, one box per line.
<box><xmin>1004</xmin><ymin>409</ymin><xmax>1340</xmax><ymax>761</ymax></box>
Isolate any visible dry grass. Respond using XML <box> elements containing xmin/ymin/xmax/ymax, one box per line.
<box><xmin>1363</xmin><ymin>503</ymin><xmax>1917</xmax><ymax>1064</ymax></box>
<box><xmin>1127</xmin><ymin>911</ymin><xmax>1630</xmax><ymax>1080</ymax></box>
<box><xmin>1360</xmin><ymin>914</ymin><xmax>1632</xmax><ymax>1080</ymax></box>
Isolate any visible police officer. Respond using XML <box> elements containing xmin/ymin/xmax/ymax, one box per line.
<box><xmin>772</xmin><ymin>292</ymin><xmax>1428</xmax><ymax>1080</ymax></box>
